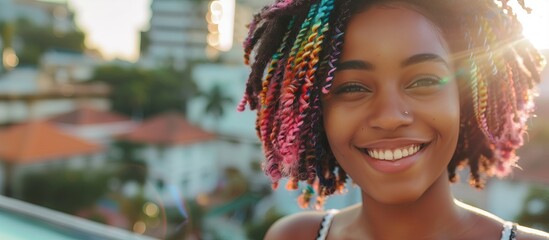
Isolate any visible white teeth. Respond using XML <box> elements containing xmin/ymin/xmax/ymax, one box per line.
<box><xmin>394</xmin><ymin>149</ymin><xmax>402</xmax><ymax>159</ymax></box>
<box><xmin>384</xmin><ymin>150</ymin><xmax>393</xmax><ymax>160</ymax></box>
<box><xmin>366</xmin><ymin>144</ymin><xmax>422</xmax><ymax>161</ymax></box>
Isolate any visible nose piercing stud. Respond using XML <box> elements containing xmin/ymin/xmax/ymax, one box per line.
<box><xmin>403</xmin><ymin>110</ymin><xmax>409</xmax><ymax>115</ymax></box>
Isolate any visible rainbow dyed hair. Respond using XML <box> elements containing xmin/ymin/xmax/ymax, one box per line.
<box><xmin>238</xmin><ymin>0</ymin><xmax>546</xmax><ymax>208</ymax></box>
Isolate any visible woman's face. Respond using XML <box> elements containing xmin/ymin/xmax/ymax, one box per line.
<box><xmin>322</xmin><ymin>5</ymin><xmax>460</xmax><ymax>204</ymax></box>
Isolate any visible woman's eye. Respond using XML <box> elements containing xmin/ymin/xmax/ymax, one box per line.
<box><xmin>333</xmin><ymin>83</ymin><xmax>369</xmax><ymax>94</ymax></box>
<box><xmin>408</xmin><ymin>76</ymin><xmax>442</xmax><ymax>88</ymax></box>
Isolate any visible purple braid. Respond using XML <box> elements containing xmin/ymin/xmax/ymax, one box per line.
<box><xmin>321</xmin><ymin>0</ymin><xmax>352</xmax><ymax>94</ymax></box>
<box><xmin>276</xmin><ymin>2</ymin><xmax>320</xmax><ymax>170</ymax></box>
<box><xmin>310</xmin><ymin>0</ymin><xmax>353</xmax><ymax>194</ymax></box>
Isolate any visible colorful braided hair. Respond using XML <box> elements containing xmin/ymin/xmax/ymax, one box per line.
<box><xmin>238</xmin><ymin>0</ymin><xmax>546</xmax><ymax>208</ymax></box>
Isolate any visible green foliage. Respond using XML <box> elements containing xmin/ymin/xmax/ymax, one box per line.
<box><xmin>516</xmin><ymin>186</ymin><xmax>549</xmax><ymax>231</ymax></box>
<box><xmin>246</xmin><ymin>207</ymin><xmax>284</xmax><ymax>240</ymax></box>
<box><xmin>15</xmin><ymin>19</ymin><xmax>85</xmax><ymax>65</ymax></box>
<box><xmin>0</xmin><ymin>21</ymin><xmax>15</xmax><ymax>48</ymax></box>
<box><xmin>200</xmin><ymin>84</ymin><xmax>234</xmax><ymax>121</ymax></box>
<box><xmin>220</xmin><ymin>167</ymin><xmax>249</xmax><ymax>199</ymax></box>
<box><xmin>91</xmin><ymin>65</ymin><xmax>198</xmax><ymax>119</ymax></box>
<box><xmin>111</xmin><ymin>140</ymin><xmax>148</xmax><ymax>185</ymax></box>
<box><xmin>20</xmin><ymin>168</ymin><xmax>113</xmax><ymax>214</ymax></box>
<box><xmin>139</xmin><ymin>31</ymin><xmax>150</xmax><ymax>54</ymax></box>
<box><xmin>166</xmin><ymin>199</ymin><xmax>206</xmax><ymax>240</ymax></box>
<box><xmin>125</xmin><ymin>193</ymin><xmax>148</xmax><ymax>227</ymax></box>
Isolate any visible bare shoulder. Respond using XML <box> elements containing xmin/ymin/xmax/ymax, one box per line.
<box><xmin>455</xmin><ymin>200</ymin><xmax>549</xmax><ymax>240</ymax></box>
<box><xmin>264</xmin><ymin>210</ymin><xmax>326</xmax><ymax>240</ymax></box>
<box><xmin>516</xmin><ymin>225</ymin><xmax>549</xmax><ymax>240</ymax></box>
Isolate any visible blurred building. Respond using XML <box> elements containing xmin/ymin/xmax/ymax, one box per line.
<box><xmin>0</xmin><ymin>0</ymin><xmax>109</xmax><ymax>124</ymax></box>
<box><xmin>139</xmin><ymin>0</ymin><xmax>210</xmax><ymax>69</ymax></box>
<box><xmin>0</xmin><ymin>120</ymin><xmax>104</xmax><ymax>197</ymax></box>
<box><xmin>47</xmin><ymin>105</ymin><xmax>137</xmax><ymax>146</ymax></box>
<box><xmin>39</xmin><ymin>49</ymin><xmax>102</xmax><ymax>84</ymax></box>
<box><xmin>0</xmin><ymin>67</ymin><xmax>110</xmax><ymax>124</ymax></box>
<box><xmin>0</xmin><ymin>47</ymin><xmax>109</xmax><ymax>124</ymax></box>
<box><xmin>139</xmin><ymin>0</ymin><xmax>272</xmax><ymax>69</ymax></box>
<box><xmin>12</xmin><ymin>0</ymin><xmax>76</xmax><ymax>32</ymax></box>
<box><xmin>118</xmin><ymin>112</ymin><xmax>218</xmax><ymax>205</ymax></box>
<box><xmin>188</xmin><ymin>63</ymin><xmax>263</xmax><ymax>177</ymax></box>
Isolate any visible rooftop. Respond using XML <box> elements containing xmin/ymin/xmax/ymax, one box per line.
<box><xmin>48</xmin><ymin>105</ymin><xmax>132</xmax><ymax>125</ymax></box>
<box><xmin>119</xmin><ymin>112</ymin><xmax>216</xmax><ymax>146</ymax></box>
<box><xmin>0</xmin><ymin>121</ymin><xmax>102</xmax><ymax>163</ymax></box>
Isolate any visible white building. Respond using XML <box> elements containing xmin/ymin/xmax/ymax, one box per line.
<box><xmin>39</xmin><ymin>49</ymin><xmax>103</xmax><ymax>84</ymax></box>
<box><xmin>0</xmin><ymin>67</ymin><xmax>110</xmax><ymax>124</ymax></box>
<box><xmin>118</xmin><ymin>112</ymin><xmax>219</xmax><ymax>206</ymax></box>
<box><xmin>47</xmin><ymin>105</ymin><xmax>137</xmax><ymax>146</ymax></box>
<box><xmin>0</xmin><ymin>120</ymin><xmax>105</xmax><ymax>197</ymax></box>
<box><xmin>188</xmin><ymin>63</ymin><xmax>262</xmax><ymax>176</ymax></box>
<box><xmin>140</xmin><ymin>0</ymin><xmax>210</xmax><ymax>69</ymax></box>
<box><xmin>139</xmin><ymin>0</ymin><xmax>272</xmax><ymax>69</ymax></box>
<box><xmin>0</xmin><ymin>48</ymin><xmax>109</xmax><ymax>124</ymax></box>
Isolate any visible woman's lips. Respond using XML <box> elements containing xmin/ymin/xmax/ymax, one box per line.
<box><xmin>357</xmin><ymin>142</ymin><xmax>429</xmax><ymax>174</ymax></box>
<box><xmin>364</xmin><ymin>144</ymin><xmax>423</xmax><ymax>161</ymax></box>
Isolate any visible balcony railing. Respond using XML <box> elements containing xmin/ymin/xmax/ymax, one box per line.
<box><xmin>0</xmin><ymin>195</ymin><xmax>158</xmax><ymax>240</ymax></box>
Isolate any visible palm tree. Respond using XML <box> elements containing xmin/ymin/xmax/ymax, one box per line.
<box><xmin>200</xmin><ymin>84</ymin><xmax>234</xmax><ymax>131</ymax></box>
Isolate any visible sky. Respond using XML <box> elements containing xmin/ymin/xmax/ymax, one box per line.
<box><xmin>63</xmin><ymin>0</ymin><xmax>548</xmax><ymax>62</ymax></box>
<box><xmin>67</xmin><ymin>0</ymin><xmax>151</xmax><ymax>61</ymax></box>
<box><xmin>516</xmin><ymin>0</ymin><xmax>549</xmax><ymax>50</ymax></box>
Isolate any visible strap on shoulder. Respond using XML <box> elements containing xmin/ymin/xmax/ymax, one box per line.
<box><xmin>316</xmin><ymin>209</ymin><xmax>338</xmax><ymax>240</ymax></box>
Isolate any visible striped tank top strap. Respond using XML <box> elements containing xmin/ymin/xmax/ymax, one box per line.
<box><xmin>316</xmin><ymin>209</ymin><xmax>338</xmax><ymax>240</ymax></box>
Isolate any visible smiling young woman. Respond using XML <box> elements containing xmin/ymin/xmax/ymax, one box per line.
<box><xmin>238</xmin><ymin>0</ymin><xmax>549</xmax><ymax>239</ymax></box>
<box><xmin>322</xmin><ymin>5</ymin><xmax>461</xmax><ymax>206</ymax></box>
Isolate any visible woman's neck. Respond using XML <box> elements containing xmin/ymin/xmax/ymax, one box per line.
<box><xmin>355</xmin><ymin>173</ymin><xmax>472</xmax><ymax>239</ymax></box>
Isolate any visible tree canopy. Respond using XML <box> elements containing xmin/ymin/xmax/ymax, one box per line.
<box><xmin>91</xmin><ymin>64</ymin><xmax>198</xmax><ymax>119</ymax></box>
<box><xmin>15</xmin><ymin>19</ymin><xmax>86</xmax><ymax>66</ymax></box>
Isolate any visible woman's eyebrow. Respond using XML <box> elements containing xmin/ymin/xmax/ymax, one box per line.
<box><xmin>336</xmin><ymin>53</ymin><xmax>448</xmax><ymax>72</ymax></box>
<box><xmin>401</xmin><ymin>53</ymin><xmax>449</xmax><ymax>68</ymax></box>
<box><xmin>336</xmin><ymin>60</ymin><xmax>375</xmax><ymax>71</ymax></box>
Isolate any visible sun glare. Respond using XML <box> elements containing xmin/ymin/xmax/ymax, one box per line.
<box><xmin>68</xmin><ymin>0</ymin><xmax>151</xmax><ymax>61</ymax></box>
<box><xmin>516</xmin><ymin>0</ymin><xmax>549</xmax><ymax>50</ymax></box>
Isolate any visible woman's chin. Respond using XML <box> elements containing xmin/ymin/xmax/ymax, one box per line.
<box><xmin>374</xmin><ymin>192</ymin><xmax>423</xmax><ymax>205</ymax></box>
<box><xmin>363</xmin><ymin>186</ymin><xmax>426</xmax><ymax>205</ymax></box>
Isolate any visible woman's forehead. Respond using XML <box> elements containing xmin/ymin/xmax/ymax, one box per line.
<box><xmin>342</xmin><ymin>5</ymin><xmax>451</xmax><ymax>64</ymax></box>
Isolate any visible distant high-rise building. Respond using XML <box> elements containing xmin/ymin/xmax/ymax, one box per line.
<box><xmin>139</xmin><ymin>0</ymin><xmax>272</xmax><ymax>69</ymax></box>
<box><xmin>140</xmin><ymin>0</ymin><xmax>209</xmax><ymax>69</ymax></box>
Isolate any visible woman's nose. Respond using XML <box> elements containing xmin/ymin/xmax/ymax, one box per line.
<box><xmin>367</xmin><ymin>92</ymin><xmax>413</xmax><ymax>131</ymax></box>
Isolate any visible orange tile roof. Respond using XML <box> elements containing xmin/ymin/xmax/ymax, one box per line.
<box><xmin>48</xmin><ymin>105</ymin><xmax>131</xmax><ymax>125</ymax></box>
<box><xmin>0</xmin><ymin>121</ymin><xmax>102</xmax><ymax>164</ymax></box>
<box><xmin>119</xmin><ymin>112</ymin><xmax>216</xmax><ymax>145</ymax></box>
